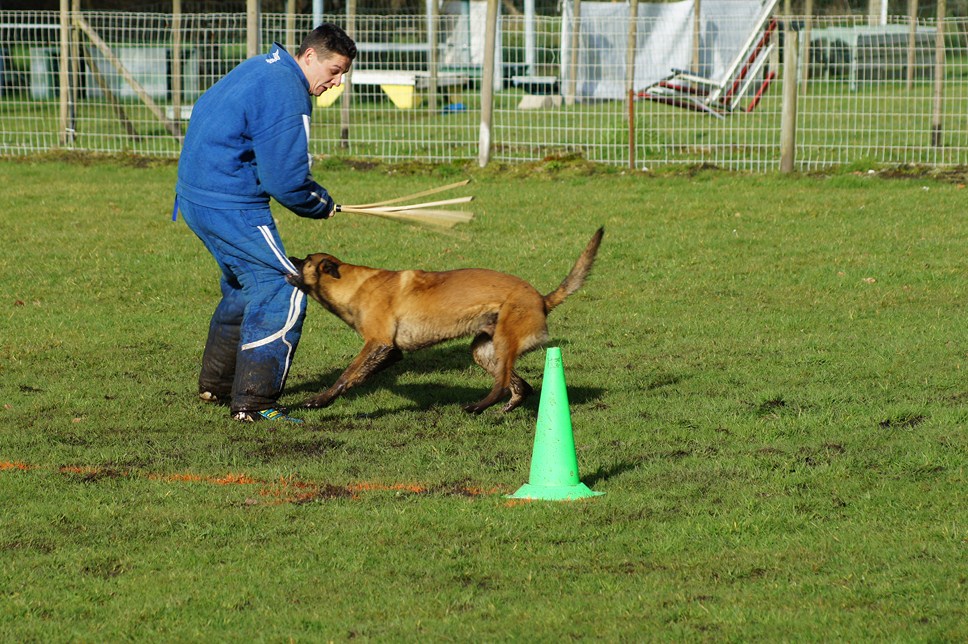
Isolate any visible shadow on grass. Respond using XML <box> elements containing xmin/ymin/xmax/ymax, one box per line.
<box><xmin>287</xmin><ymin>342</ymin><xmax>602</xmax><ymax>418</ymax></box>
<box><xmin>582</xmin><ymin>459</ymin><xmax>646</xmax><ymax>487</ymax></box>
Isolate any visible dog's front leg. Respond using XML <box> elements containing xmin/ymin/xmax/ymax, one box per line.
<box><xmin>301</xmin><ymin>342</ymin><xmax>402</xmax><ymax>408</ymax></box>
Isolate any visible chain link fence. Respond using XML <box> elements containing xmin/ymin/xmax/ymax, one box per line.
<box><xmin>1</xmin><ymin>7</ymin><xmax>966</xmax><ymax>170</ymax></box>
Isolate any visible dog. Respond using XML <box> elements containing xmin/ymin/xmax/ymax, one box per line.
<box><xmin>287</xmin><ymin>227</ymin><xmax>603</xmax><ymax>413</ymax></box>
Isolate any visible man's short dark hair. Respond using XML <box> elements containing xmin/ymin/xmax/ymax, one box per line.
<box><xmin>297</xmin><ymin>23</ymin><xmax>357</xmax><ymax>61</ymax></box>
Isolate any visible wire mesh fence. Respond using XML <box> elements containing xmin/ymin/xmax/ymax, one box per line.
<box><xmin>1</xmin><ymin>8</ymin><xmax>966</xmax><ymax>170</ymax></box>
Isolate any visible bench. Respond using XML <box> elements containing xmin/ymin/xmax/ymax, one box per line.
<box><xmin>317</xmin><ymin>69</ymin><xmax>469</xmax><ymax>109</ymax></box>
<box><xmin>511</xmin><ymin>75</ymin><xmax>561</xmax><ymax>109</ymax></box>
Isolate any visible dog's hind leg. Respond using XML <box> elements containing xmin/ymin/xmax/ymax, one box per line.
<box><xmin>302</xmin><ymin>341</ymin><xmax>402</xmax><ymax>408</ymax></box>
<box><xmin>463</xmin><ymin>333</ymin><xmax>511</xmax><ymax>414</ymax></box>
<box><xmin>504</xmin><ymin>372</ymin><xmax>534</xmax><ymax>413</ymax></box>
<box><xmin>492</xmin><ymin>303</ymin><xmax>546</xmax><ymax>412</ymax></box>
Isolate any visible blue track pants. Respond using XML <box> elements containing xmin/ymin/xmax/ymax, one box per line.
<box><xmin>178</xmin><ymin>197</ymin><xmax>306</xmax><ymax>413</ymax></box>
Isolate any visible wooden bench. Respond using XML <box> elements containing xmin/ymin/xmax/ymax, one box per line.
<box><xmin>317</xmin><ymin>70</ymin><xmax>469</xmax><ymax>109</ymax></box>
<box><xmin>511</xmin><ymin>75</ymin><xmax>561</xmax><ymax>109</ymax></box>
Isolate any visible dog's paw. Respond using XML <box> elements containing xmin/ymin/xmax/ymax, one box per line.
<box><xmin>300</xmin><ymin>396</ymin><xmax>333</xmax><ymax>409</ymax></box>
<box><xmin>462</xmin><ymin>402</ymin><xmax>486</xmax><ymax>414</ymax></box>
<box><xmin>501</xmin><ymin>400</ymin><xmax>522</xmax><ymax>413</ymax></box>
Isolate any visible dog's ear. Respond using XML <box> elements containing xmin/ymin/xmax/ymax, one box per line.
<box><xmin>320</xmin><ymin>258</ymin><xmax>341</xmax><ymax>279</ymax></box>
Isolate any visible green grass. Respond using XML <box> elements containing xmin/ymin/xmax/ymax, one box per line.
<box><xmin>0</xmin><ymin>155</ymin><xmax>965</xmax><ymax>640</ymax></box>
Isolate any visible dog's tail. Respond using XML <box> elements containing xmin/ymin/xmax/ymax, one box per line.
<box><xmin>543</xmin><ymin>227</ymin><xmax>604</xmax><ymax>313</ymax></box>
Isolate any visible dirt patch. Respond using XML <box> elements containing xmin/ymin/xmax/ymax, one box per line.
<box><xmin>14</xmin><ymin>150</ymin><xmax>175</xmax><ymax>168</ymax></box>
<box><xmin>59</xmin><ymin>465</ymin><xmax>128</xmax><ymax>482</ymax></box>
<box><xmin>257</xmin><ymin>479</ymin><xmax>354</xmax><ymax>505</ymax></box>
<box><xmin>249</xmin><ymin>437</ymin><xmax>344</xmax><ymax>461</ymax></box>
<box><xmin>755</xmin><ymin>397</ymin><xmax>787</xmax><ymax>418</ymax></box>
<box><xmin>879</xmin><ymin>414</ymin><xmax>926</xmax><ymax>430</ymax></box>
<box><xmin>876</xmin><ymin>164</ymin><xmax>968</xmax><ymax>185</ymax></box>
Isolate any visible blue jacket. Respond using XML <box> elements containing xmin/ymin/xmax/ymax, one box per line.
<box><xmin>176</xmin><ymin>44</ymin><xmax>332</xmax><ymax>218</ymax></box>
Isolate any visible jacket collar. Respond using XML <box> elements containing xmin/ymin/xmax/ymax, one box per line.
<box><xmin>264</xmin><ymin>43</ymin><xmax>309</xmax><ymax>92</ymax></box>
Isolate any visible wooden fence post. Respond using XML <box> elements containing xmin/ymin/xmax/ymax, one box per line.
<box><xmin>428</xmin><ymin>0</ymin><xmax>439</xmax><ymax>115</ymax></box>
<box><xmin>801</xmin><ymin>0</ymin><xmax>813</xmax><ymax>95</ymax></box>
<box><xmin>247</xmin><ymin>0</ymin><xmax>260</xmax><ymax>58</ymax></box>
<box><xmin>286</xmin><ymin>0</ymin><xmax>296</xmax><ymax>54</ymax></box>
<box><xmin>59</xmin><ymin>0</ymin><xmax>71</xmax><ymax>145</ymax></box>
<box><xmin>692</xmin><ymin>0</ymin><xmax>700</xmax><ymax>73</ymax></box>
<box><xmin>341</xmin><ymin>0</ymin><xmax>356</xmax><ymax>149</ymax></box>
<box><xmin>75</xmin><ymin>15</ymin><xmax>182</xmax><ymax>141</ymax></box>
<box><xmin>906</xmin><ymin>0</ymin><xmax>919</xmax><ymax>90</ymax></box>
<box><xmin>478</xmin><ymin>0</ymin><xmax>499</xmax><ymax>167</ymax></box>
<box><xmin>780</xmin><ymin>29</ymin><xmax>798</xmax><ymax>173</ymax></box>
<box><xmin>626</xmin><ymin>0</ymin><xmax>638</xmax><ymax>170</ymax></box>
<box><xmin>69</xmin><ymin>0</ymin><xmax>80</xmax><ymax>142</ymax></box>
<box><xmin>81</xmin><ymin>47</ymin><xmax>140</xmax><ymax>141</ymax></box>
<box><xmin>931</xmin><ymin>0</ymin><xmax>945</xmax><ymax>148</ymax></box>
<box><xmin>172</xmin><ymin>0</ymin><xmax>182</xmax><ymax>123</ymax></box>
<box><xmin>565</xmin><ymin>0</ymin><xmax>581</xmax><ymax>106</ymax></box>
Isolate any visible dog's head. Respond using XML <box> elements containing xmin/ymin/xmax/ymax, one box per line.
<box><xmin>287</xmin><ymin>253</ymin><xmax>343</xmax><ymax>292</ymax></box>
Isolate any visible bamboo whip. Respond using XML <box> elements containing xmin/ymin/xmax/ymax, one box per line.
<box><xmin>370</xmin><ymin>196</ymin><xmax>472</xmax><ymax>212</ymax></box>
<box><xmin>336</xmin><ymin>184</ymin><xmax>475</xmax><ymax>229</ymax></box>
<box><xmin>350</xmin><ymin>179</ymin><xmax>470</xmax><ymax>209</ymax></box>
<box><xmin>335</xmin><ymin>206</ymin><xmax>473</xmax><ymax>228</ymax></box>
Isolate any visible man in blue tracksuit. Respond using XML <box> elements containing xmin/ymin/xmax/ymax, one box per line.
<box><xmin>175</xmin><ymin>24</ymin><xmax>356</xmax><ymax>423</ymax></box>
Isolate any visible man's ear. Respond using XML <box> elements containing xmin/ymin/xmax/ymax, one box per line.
<box><xmin>320</xmin><ymin>258</ymin><xmax>341</xmax><ymax>279</ymax></box>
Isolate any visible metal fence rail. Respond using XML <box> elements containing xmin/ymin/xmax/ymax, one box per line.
<box><xmin>1</xmin><ymin>9</ymin><xmax>966</xmax><ymax>170</ymax></box>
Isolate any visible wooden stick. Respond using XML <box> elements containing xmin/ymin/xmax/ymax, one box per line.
<box><xmin>81</xmin><ymin>47</ymin><xmax>140</xmax><ymax>142</ymax></box>
<box><xmin>336</xmin><ymin>205</ymin><xmax>473</xmax><ymax>228</ymax></box>
<box><xmin>338</xmin><ymin>206</ymin><xmax>473</xmax><ymax>221</ymax></box>
<box><xmin>344</xmin><ymin>196</ymin><xmax>473</xmax><ymax>212</ymax></box>
<box><xmin>351</xmin><ymin>179</ymin><xmax>470</xmax><ymax>209</ymax></box>
<box><xmin>339</xmin><ymin>212</ymin><xmax>464</xmax><ymax>229</ymax></box>
<box><xmin>74</xmin><ymin>15</ymin><xmax>182</xmax><ymax>141</ymax></box>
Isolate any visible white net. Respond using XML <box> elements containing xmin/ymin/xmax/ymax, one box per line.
<box><xmin>1</xmin><ymin>7</ymin><xmax>966</xmax><ymax>170</ymax></box>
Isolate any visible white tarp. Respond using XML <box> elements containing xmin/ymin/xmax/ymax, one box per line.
<box><xmin>561</xmin><ymin>0</ymin><xmax>769</xmax><ymax>100</ymax></box>
<box><xmin>441</xmin><ymin>0</ymin><xmax>503</xmax><ymax>90</ymax></box>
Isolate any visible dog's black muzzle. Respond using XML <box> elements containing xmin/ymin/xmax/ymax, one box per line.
<box><xmin>286</xmin><ymin>257</ymin><xmax>305</xmax><ymax>287</ymax></box>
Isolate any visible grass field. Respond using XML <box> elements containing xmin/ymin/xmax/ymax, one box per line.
<box><xmin>1</xmin><ymin>154</ymin><xmax>965</xmax><ymax>640</ymax></box>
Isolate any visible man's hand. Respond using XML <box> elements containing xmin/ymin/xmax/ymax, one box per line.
<box><xmin>311</xmin><ymin>190</ymin><xmax>335</xmax><ymax>218</ymax></box>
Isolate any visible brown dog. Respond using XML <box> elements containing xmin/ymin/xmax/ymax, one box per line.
<box><xmin>287</xmin><ymin>227</ymin><xmax>603</xmax><ymax>413</ymax></box>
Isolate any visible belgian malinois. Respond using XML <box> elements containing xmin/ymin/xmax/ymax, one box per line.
<box><xmin>287</xmin><ymin>227</ymin><xmax>603</xmax><ymax>413</ymax></box>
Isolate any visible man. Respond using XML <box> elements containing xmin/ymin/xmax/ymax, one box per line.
<box><xmin>175</xmin><ymin>24</ymin><xmax>357</xmax><ymax>423</ymax></box>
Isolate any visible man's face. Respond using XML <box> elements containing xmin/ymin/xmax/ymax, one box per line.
<box><xmin>302</xmin><ymin>48</ymin><xmax>352</xmax><ymax>96</ymax></box>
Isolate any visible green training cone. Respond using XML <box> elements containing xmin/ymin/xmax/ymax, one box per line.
<box><xmin>507</xmin><ymin>347</ymin><xmax>604</xmax><ymax>501</ymax></box>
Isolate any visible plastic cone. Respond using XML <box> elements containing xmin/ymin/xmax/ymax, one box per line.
<box><xmin>507</xmin><ymin>347</ymin><xmax>603</xmax><ymax>501</ymax></box>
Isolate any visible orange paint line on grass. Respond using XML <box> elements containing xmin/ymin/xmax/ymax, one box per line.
<box><xmin>0</xmin><ymin>461</ymin><xmax>32</xmax><ymax>471</ymax></box>
<box><xmin>2</xmin><ymin>460</ymin><xmax>500</xmax><ymax>503</ymax></box>
<box><xmin>149</xmin><ymin>472</ymin><xmax>260</xmax><ymax>486</ymax></box>
<box><xmin>348</xmin><ymin>481</ymin><xmax>428</xmax><ymax>494</ymax></box>
<box><xmin>60</xmin><ymin>465</ymin><xmax>113</xmax><ymax>475</ymax></box>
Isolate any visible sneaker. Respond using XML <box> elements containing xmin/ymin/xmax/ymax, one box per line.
<box><xmin>232</xmin><ymin>408</ymin><xmax>305</xmax><ymax>424</ymax></box>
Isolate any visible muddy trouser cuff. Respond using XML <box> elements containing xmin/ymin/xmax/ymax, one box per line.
<box><xmin>198</xmin><ymin>314</ymin><xmax>240</xmax><ymax>398</ymax></box>
<box><xmin>229</xmin><ymin>339</ymin><xmax>298</xmax><ymax>413</ymax></box>
<box><xmin>229</xmin><ymin>286</ymin><xmax>307</xmax><ymax>413</ymax></box>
